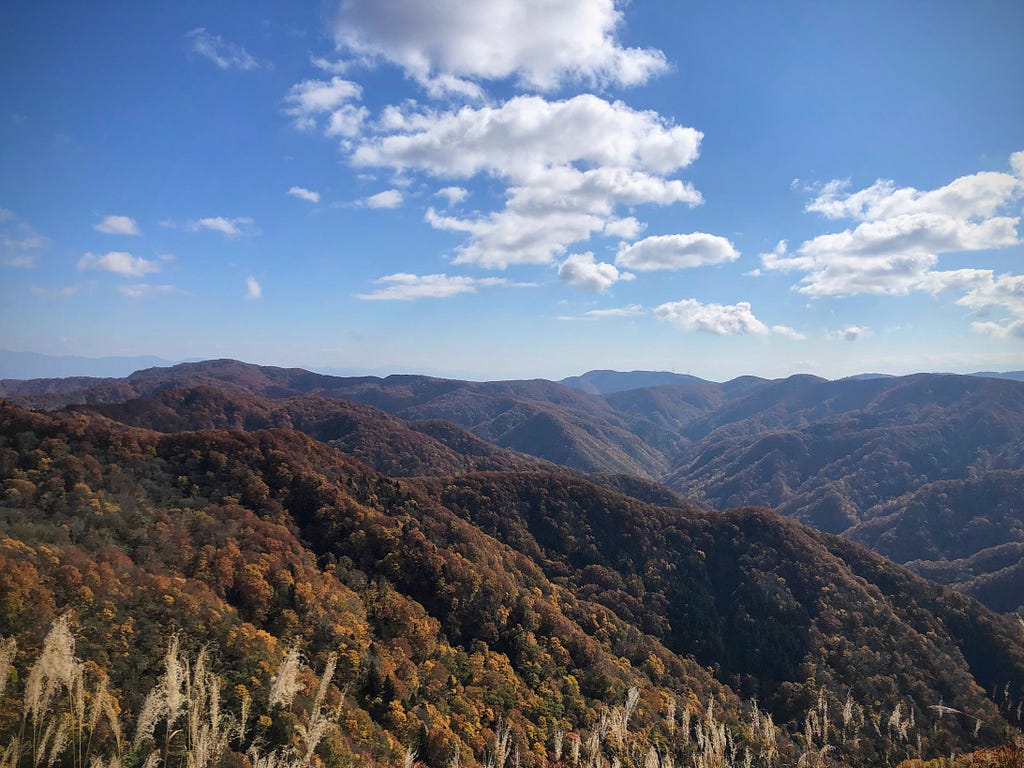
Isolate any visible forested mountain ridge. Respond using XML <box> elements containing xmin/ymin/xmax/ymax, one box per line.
<box><xmin>5</xmin><ymin>359</ymin><xmax>1024</xmax><ymax>617</ymax></box>
<box><xmin>3</xmin><ymin>401</ymin><xmax>1024</xmax><ymax>766</ymax></box>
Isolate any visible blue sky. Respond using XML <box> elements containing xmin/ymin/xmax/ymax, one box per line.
<box><xmin>2</xmin><ymin>0</ymin><xmax>1023</xmax><ymax>381</ymax></box>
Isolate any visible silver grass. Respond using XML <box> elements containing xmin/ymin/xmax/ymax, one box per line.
<box><xmin>269</xmin><ymin>647</ymin><xmax>302</xmax><ymax>709</ymax></box>
<box><xmin>0</xmin><ymin>635</ymin><xmax>16</xmax><ymax>701</ymax></box>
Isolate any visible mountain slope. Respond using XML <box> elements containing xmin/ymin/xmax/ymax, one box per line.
<box><xmin>3</xmin><ymin>402</ymin><xmax>1024</xmax><ymax>763</ymax></box>
<box><xmin>71</xmin><ymin>386</ymin><xmax>557</xmax><ymax>477</ymax></box>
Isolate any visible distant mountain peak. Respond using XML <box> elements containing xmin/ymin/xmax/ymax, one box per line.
<box><xmin>560</xmin><ymin>369</ymin><xmax>714</xmax><ymax>394</ymax></box>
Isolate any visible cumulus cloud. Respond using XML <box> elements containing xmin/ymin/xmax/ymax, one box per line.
<box><xmin>329</xmin><ymin>0</ymin><xmax>668</xmax><ymax>92</ymax></box>
<box><xmin>654</xmin><ymin>298</ymin><xmax>769</xmax><ymax>335</ymax></box>
<box><xmin>288</xmin><ymin>186</ymin><xmax>320</xmax><ymax>203</ymax></box>
<box><xmin>245</xmin><ymin>276</ymin><xmax>262</xmax><ymax>300</ymax></box>
<box><xmin>435</xmin><ymin>186</ymin><xmax>468</xmax><ymax>206</ymax></box>
<box><xmin>94</xmin><ymin>215</ymin><xmax>140</xmax><ymax>235</ymax></box>
<box><xmin>77</xmin><ymin>251</ymin><xmax>160</xmax><ymax>278</ymax></box>
<box><xmin>352</xmin><ymin>95</ymin><xmax>702</xmax><ymax>268</ymax></box>
<box><xmin>920</xmin><ymin>268</ymin><xmax>1024</xmax><ymax>338</ymax></box>
<box><xmin>826</xmin><ymin>325</ymin><xmax>873</xmax><ymax>342</ymax></box>
<box><xmin>616</xmin><ymin>233</ymin><xmax>738</xmax><ymax>271</ymax></box>
<box><xmin>806</xmin><ymin>171</ymin><xmax>1022</xmax><ymax>222</ymax></box>
<box><xmin>603</xmin><ymin>216</ymin><xmax>644</xmax><ymax>239</ymax></box>
<box><xmin>764</xmin><ymin>153</ymin><xmax>1023</xmax><ymax>298</ymax></box>
<box><xmin>364</xmin><ymin>189</ymin><xmax>404</xmax><ymax>209</ymax></box>
<box><xmin>186</xmin><ymin>216</ymin><xmax>259</xmax><ymax>238</ymax></box>
<box><xmin>187</xmin><ymin>28</ymin><xmax>259</xmax><ymax>71</ymax></box>
<box><xmin>352</xmin><ymin>95</ymin><xmax>701</xmax><ymax>178</ymax></box>
<box><xmin>356</xmin><ymin>272</ymin><xmax>510</xmax><ymax>300</ymax></box>
<box><xmin>284</xmin><ymin>77</ymin><xmax>366</xmax><ymax>136</ymax></box>
<box><xmin>558</xmin><ymin>252</ymin><xmax>631</xmax><ymax>292</ymax></box>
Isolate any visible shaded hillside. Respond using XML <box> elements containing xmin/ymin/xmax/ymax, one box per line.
<box><xmin>71</xmin><ymin>386</ymin><xmax>556</xmax><ymax>478</ymax></box>
<box><xmin>412</xmin><ymin>471</ymin><xmax>1024</xmax><ymax>751</ymax></box>
<box><xmin>664</xmin><ymin>375</ymin><xmax>1024</xmax><ymax>533</ymax></box>
<box><xmin>847</xmin><ymin>471</ymin><xmax>1024</xmax><ymax>613</ymax></box>
<box><xmin>3</xmin><ymin>403</ymin><xmax>1024</xmax><ymax>764</ymax></box>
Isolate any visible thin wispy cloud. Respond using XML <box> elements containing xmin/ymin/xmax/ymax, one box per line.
<box><xmin>77</xmin><ymin>251</ymin><xmax>160</xmax><ymax>278</ymax></box>
<box><xmin>356</xmin><ymin>273</ymin><xmax>510</xmax><ymax>300</ymax></box>
<box><xmin>585</xmin><ymin>305</ymin><xmax>644</xmax><ymax>318</ymax></box>
<box><xmin>245</xmin><ymin>275</ymin><xmax>262</xmax><ymax>299</ymax></box>
<box><xmin>187</xmin><ymin>28</ymin><xmax>260</xmax><ymax>71</ymax></box>
<box><xmin>1</xmin><ymin>209</ymin><xmax>48</xmax><ymax>268</ymax></box>
<box><xmin>118</xmin><ymin>283</ymin><xmax>181</xmax><ymax>298</ymax></box>
<box><xmin>826</xmin><ymin>325</ymin><xmax>873</xmax><ymax>342</ymax></box>
<box><xmin>186</xmin><ymin>216</ymin><xmax>259</xmax><ymax>238</ymax></box>
<box><xmin>435</xmin><ymin>186</ymin><xmax>468</xmax><ymax>206</ymax></box>
<box><xmin>363</xmin><ymin>189</ymin><xmax>403</xmax><ymax>209</ymax></box>
<box><xmin>287</xmin><ymin>186</ymin><xmax>320</xmax><ymax>203</ymax></box>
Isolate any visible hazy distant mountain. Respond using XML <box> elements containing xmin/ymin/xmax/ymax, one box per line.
<box><xmin>0</xmin><ymin>349</ymin><xmax>174</xmax><ymax>379</ymax></box>
<box><xmin>560</xmin><ymin>369</ymin><xmax>715</xmax><ymax>394</ymax></box>
<box><xmin>972</xmin><ymin>370</ymin><xmax>1024</xmax><ymax>382</ymax></box>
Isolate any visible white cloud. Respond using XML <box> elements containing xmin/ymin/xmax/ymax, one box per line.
<box><xmin>435</xmin><ymin>186</ymin><xmax>468</xmax><ymax>206</ymax></box>
<box><xmin>616</xmin><ymin>233</ymin><xmax>739</xmax><ymax>271</ymax></box>
<box><xmin>763</xmin><ymin>214</ymin><xmax>1018</xmax><ymax>297</ymax></box>
<box><xmin>284</xmin><ymin>77</ymin><xmax>365</xmax><ymax>135</ymax></box>
<box><xmin>356</xmin><ymin>272</ymin><xmax>509</xmax><ymax>300</ymax></box>
<box><xmin>767</xmin><ymin>154</ymin><xmax>1024</xmax><ymax>298</ymax></box>
<box><xmin>118</xmin><ymin>283</ymin><xmax>179</xmax><ymax>298</ymax></box>
<box><xmin>77</xmin><ymin>251</ymin><xmax>160</xmax><ymax>278</ymax></box>
<box><xmin>311</xmin><ymin>56</ymin><xmax>350</xmax><ymax>75</ymax></box>
<box><xmin>245</xmin><ymin>276</ymin><xmax>262</xmax><ymax>300</ymax></box>
<box><xmin>353</xmin><ymin>95</ymin><xmax>701</xmax><ymax>178</ymax></box>
<box><xmin>187</xmin><ymin>28</ymin><xmax>259</xmax><ymax>71</ymax></box>
<box><xmin>1012</xmin><ymin>151</ymin><xmax>1024</xmax><ymax>179</ymax></box>
<box><xmin>972</xmin><ymin>319</ymin><xmax>1024</xmax><ymax>339</ymax></box>
<box><xmin>558</xmin><ymin>252</ymin><xmax>630</xmax><ymax>292</ymax></box>
<box><xmin>771</xmin><ymin>325</ymin><xmax>807</xmax><ymax>340</ymax></box>
<box><xmin>329</xmin><ymin>0</ymin><xmax>668</xmax><ymax>92</ymax></box>
<box><xmin>826</xmin><ymin>325</ymin><xmax>873</xmax><ymax>342</ymax></box>
<box><xmin>603</xmin><ymin>216</ymin><xmax>644</xmax><ymax>239</ymax></box>
<box><xmin>654</xmin><ymin>299</ymin><xmax>770</xmax><ymax>335</ymax></box>
<box><xmin>288</xmin><ymin>186</ymin><xmax>320</xmax><ymax>203</ymax></box>
<box><xmin>427</xmin><ymin>205</ymin><xmax>605</xmax><ymax>268</ymax></box>
<box><xmin>586</xmin><ymin>304</ymin><xmax>644</xmax><ymax>317</ymax></box>
<box><xmin>94</xmin><ymin>215</ymin><xmax>140</xmax><ymax>235</ymax></box>
<box><xmin>364</xmin><ymin>189</ymin><xmax>404</xmax><ymax>209</ymax></box>
<box><xmin>186</xmin><ymin>216</ymin><xmax>259</xmax><ymax>238</ymax></box>
<box><xmin>355</xmin><ymin>95</ymin><xmax>703</xmax><ymax>268</ymax></box>
<box><xmin>920</xmin><ymin>268</ymin><xmax>1024</xmax><ymax>338</ymax></box>
<box><xmin>806</xmin><ymin>171</ymin><xmax>1021</xmax><ymax>222</ymax></box>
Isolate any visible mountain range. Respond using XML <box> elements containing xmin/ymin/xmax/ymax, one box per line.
<box><xmin>3</xmin><ymin>358</ymin><xmax>1024</xmax><ymax>764</ymax></box>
